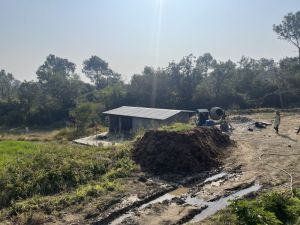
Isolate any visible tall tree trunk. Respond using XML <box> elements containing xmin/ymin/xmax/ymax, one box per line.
<box><xmin>298</xmin><ymin>47</ymin><xmax>300</xmax><ymax>64</ymax></box>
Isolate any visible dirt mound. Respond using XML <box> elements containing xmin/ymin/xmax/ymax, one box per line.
<box><xmin>133</xmin><ymin>127</ymin><xmax>231</xmax><ymax>175</ymax></box>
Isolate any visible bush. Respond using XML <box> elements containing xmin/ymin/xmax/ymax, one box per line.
<box><xmin>230</xmin><ymin>190</ymin><xmax>300</xmax><ymax>225</ymax></box>
<box><xmin>0</xmin><ymin>143</ymin><xmax>135</xmax><ymax>209</ymax></box>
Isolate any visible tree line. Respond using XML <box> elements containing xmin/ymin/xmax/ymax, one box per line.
<box><xmin>0</xmin><ymin>11</ymin><xmax>299</xmax><ymax>127</ymax></box>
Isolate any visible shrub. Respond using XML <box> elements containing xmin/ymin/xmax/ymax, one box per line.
<box><xmin>0</xmin><ymin>143</ymin><xmax>135</xmax><ymax>209</ymax></box>
<box><xmin>230</xmin><ymin>190</ymin><xmax>300</xmax><ymax>225</ymax></box>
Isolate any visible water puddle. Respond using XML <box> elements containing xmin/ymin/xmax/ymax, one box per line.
<box><xmin>187</xmin><ymin>183</ymin><xmax>261</xmax><ymax>223</ymax></box>
<box><xmin>109</xmin><ymin>172</ymin><xmax>260</xmax><ymax>225</ymax></box>
<box><xmin>204</xmin><ymin>172</ymin><xmax>227</xmax><ymax>182</ymax></box>
<box><xmin>169</xmin><ymin>187</ymin><xmax>189</xmax><ymax>196</ymax></box>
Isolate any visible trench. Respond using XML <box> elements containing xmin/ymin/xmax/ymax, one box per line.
<box><xmin>108</xmin><ymin>171</ymin><xmax>260</xmax><ymax>225</ymax></box>
<box><xmin>186</xmin><ymin>183</ymin><xmax>261</xmax><ymax>223</ymax></box>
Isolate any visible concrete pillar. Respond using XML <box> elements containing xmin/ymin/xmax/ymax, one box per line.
<box><xmin>118</xmin><ymin>116</ymin><xmax>122</xmax><ymax>133</ymax></box>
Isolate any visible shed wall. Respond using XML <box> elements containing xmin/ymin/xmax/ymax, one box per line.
<box><xmin>108</xmin><ymin>111</ymin><xmax>192</xmax><ymax>133</ymax></box>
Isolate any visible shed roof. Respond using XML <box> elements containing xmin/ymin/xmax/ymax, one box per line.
<box><xmin>103</xmin><ymin>106</ymin><xmax>192</xmax><ymax>120</ymax></box>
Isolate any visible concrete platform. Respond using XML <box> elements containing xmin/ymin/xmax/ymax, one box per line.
<box><xmin>72</xmin><ymin>132</ymin><xmax>124</xmax><ymax>147</ymax></box>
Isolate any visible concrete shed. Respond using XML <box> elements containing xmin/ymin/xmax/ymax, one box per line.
<box><xmin>103</xmin><ymin>106</ymin><xmax>194</xmax><ymax>133</ymax></box>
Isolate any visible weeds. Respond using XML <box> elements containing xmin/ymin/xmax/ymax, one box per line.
<box><xmin>159</xmin><ymin>123</ymin><xmax>194</xmax><ymax>132</ymax></box>
<box><xmin>0</xmin><ymin>141</ymin><xmax>136</xmax><ymax>214</ymax></box>
<box><xmin>229</xmin><ymin>190</ymin><xmax>300</xmax><ymax>225</ymax></box>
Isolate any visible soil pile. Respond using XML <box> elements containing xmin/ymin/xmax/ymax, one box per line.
<box><xmin>133</xmin><ymin>127</ymin><xmax>231</xmax><ymax>174</ymax></box>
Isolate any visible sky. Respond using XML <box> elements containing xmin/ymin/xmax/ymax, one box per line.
<box><xmin>0</xmin><ymin>0</ymin><xmax>299</xmax><ymax>82</ymax></box>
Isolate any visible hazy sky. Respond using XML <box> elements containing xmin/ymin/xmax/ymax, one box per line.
<box><xmin>0</xmin><ymin>0</ymin><xmax>299</xmax><ymax>81</ymax></box>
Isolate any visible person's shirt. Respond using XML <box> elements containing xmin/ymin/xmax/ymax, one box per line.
<box><xmin>273</xmin><ymin>114</ymin><xmax>280</xmax><ymax>127</ymax></box>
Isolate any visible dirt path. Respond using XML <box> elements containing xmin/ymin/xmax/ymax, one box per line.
<box><xmin>103</xmin><ymin>112</ymin><xmax>300</xmax><ymax>225</ymax></box>
<box><xmin>228</xmin><ymin>112</ymin><xmax>300</xmax><ymax>189</ymax></box>
<box><xmin>30</xmin><ymin>112</ymin><xmax>299</xmax><ymax>225</ymax></box>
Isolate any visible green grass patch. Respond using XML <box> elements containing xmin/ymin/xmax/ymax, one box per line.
<box><xmin>2</xmin><ymin>179</ymin><xmax>124</xmax><ymax>219</ymax></box>
<box><xmin>0</xmin><ymin>142</ymin><xmax>137</xmax><ymax>212</ymax></box>
<box><xmin>206</xmin><ymin>189</ymin><xmax>300</xmax><ymax>225</ymax></box>
<box><xmin>0</xmin><ymin>141</ymin><xmax>38</xmax><ymax>168</ymax></box>
<box><xmin>159</xmin><ymin>123</ymin><xmax>194</xmax><ymax>132</ymax></box>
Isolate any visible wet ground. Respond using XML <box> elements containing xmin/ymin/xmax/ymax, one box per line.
<box><xmin>90</xmin><ymin>112</ymin><xmax>300</xmax><ymax>225</ymax></box>
<box><xmin>37</xmin><ymin>112</ymin><xmax>299</xmax><ymax>225</ymax></box>
<box><xmin>92</xmin><ymin>169</ymin><xmax>259</xmax><ymax>225</ymax></box>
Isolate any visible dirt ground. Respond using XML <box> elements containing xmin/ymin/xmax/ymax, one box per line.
<box><xmin>105</xmin><ymin>112</ymin><xmax>300</xmax><ymax>225</ymax></box>
<box><xmin>4</xmin><ymin>112</ymin><xmax>299</xmax><ymax>225</ymax></box>
<box><xmin>195</xmin><ymin>112</ymin><xmax>300</xmax><ymax>225</ymax></box>
<box><xmin>133</xmin><ymin>127</ymin><xmax>230</xmax><ymax>174</ymax></box>
<box><xmin>227</xmin><ymin>112</ymin><xmax>300</xmax><ymax>189</ymax></box>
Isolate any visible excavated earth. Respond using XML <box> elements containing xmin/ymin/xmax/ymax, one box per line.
<box><xmin>133</xmin><ymin>127</ymin><xmax>231</xmax><ymax>175</ymax></box>
<box><xmin>8</xmin><ymin>112</ymin><xmax>298</xmax><ymax>225</ymax></box>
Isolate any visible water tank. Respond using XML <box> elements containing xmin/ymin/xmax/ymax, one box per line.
<box><xmin>210</xmin><ymin>107</ymin><xmax>224</xmax><ymax>120</ymax></box>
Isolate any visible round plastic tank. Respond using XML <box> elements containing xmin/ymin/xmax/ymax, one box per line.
<box><xmin>210</xmin><ymin>107</ymin><xmax>224</xmax><ymax>120</ymax></box>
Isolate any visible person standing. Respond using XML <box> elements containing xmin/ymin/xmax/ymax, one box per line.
<box><xmin>273</xmin><ymin>111</ymin><xmax>281</xmax><ymax>134</ymax></box>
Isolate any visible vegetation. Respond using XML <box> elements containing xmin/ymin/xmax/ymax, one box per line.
<box><xmin>0</xmin><ymin>141</ymin><xmax>136</xmax><ymax>213</ymax></box>
<box><xmin>273</xmin><ymin>11</ymin><xmax>300</xmax><ymax>62</ymax></box>
<box><xmin>205</xmin><ymin>190</ymin><xmax>300</xmax><ymax>225</ymax></box>
<box><xmin>0</xmin><ymin>141</ymin><xmax>37</xmax><ymax>168</ymax></box>
<box><xmin>0</xmin><ymin>11</ymin><xmax>300</xmax><ymax>130</ymax></box>
<box><xmin>159</xmin><ymin>123</ymin><xmax>194</xmax><ymax>132</ymax></box>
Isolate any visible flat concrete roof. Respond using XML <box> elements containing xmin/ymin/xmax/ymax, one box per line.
<box><xmin>103</xmin><ymin>106</ymin><xmax>193</xmax><ymax>120</ymax></box>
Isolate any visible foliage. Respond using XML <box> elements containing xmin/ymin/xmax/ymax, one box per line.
<box><xmin>229</xmin><ymin>190</ymin><xmax>300</xmax><ymax>225</ymax></box>
<box><xmin>159</xmin><ymin>123</ymin><xmax>194</xmax><ymax>132</ymax></box>
<box><xmin>0</xmin><ymin>141</ymin><xmax>37</xmax><ymax>168</ymax></box>
<box><xmin>69</xmin><ymin>102</ymin><xmax>97</xmax><ymax>134</ymax></box>
<box><xmin>273</xmin><ymin>11</ymin><xmax>300</xmax><ymax>61</ymax></box>
<box><xmin>0</xmin><ymin>142</ymin><xmax>136</xmax><ymax>209</ymax></box>
<box><xmin>1</xmin><ymin>12</ymin><xmax>300</xmax><ymax>127</ymax></box>
<box><xmin>82</xmin><ymin>55</ymin><xmax>121</xmax><ymax>89</ymax></box>
<box><xmin>0</xmin><ymin>70</ymin><xmax>19</xmax><ymax>101</ymax></box>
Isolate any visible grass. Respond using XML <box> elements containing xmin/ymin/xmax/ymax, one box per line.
<box><xmin>159</xmin><ymin>122</ymin><xmax>194</xmax><ymax>132</ymax></box>
<box><xmin>199</xmin><ymin>189</ymin><xmax>300</xmax><ymax>225</ymax></box>
<box><xmin>0</xmin><ymin>141</ymin><xmax>38</xmax><ymax>168</ymax></box>
<box><xmin>0</xmin><ymin>141</ymin><xmax>137</xmax><ymax>220</ymax></box>
<box><xmin>0</xmin><ymin>125</ymin><xmax>108</xmax><ymax>142</ymax></box>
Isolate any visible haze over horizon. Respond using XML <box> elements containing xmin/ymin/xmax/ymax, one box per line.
<box><xmin>1</xmin><ymin>0</ymin><xmax>299</xmax><ymax>82</ymax></box>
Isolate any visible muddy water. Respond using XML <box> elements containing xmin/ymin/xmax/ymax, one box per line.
<box><xmin>203</xmin><ymin>172</ymin><xmax>227</xmax><ymax>182</ymax></box>
<box><xmin>168</xmin><ymin>187</ymin><xmax>189</xmax><ymax>196</ymax></box>
<box><xmin>109</xmin><ymin>172</ymin><xmax>260</xmax><ymax>225</ymax></box>
<box><xmin>186</xmin><ymin>183</ymin><xmax>261</xmax><ymax>223</ymax></box>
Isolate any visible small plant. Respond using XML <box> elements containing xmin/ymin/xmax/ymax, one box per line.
<box><xmin>0</xmin><ymin>142</ymin><xmax>136</xmax><ymax>210</ymax></box>
<box><xmin>230</xmin><ymin>190</ymin><xmax>300</xmax><ymax>225</ymax></box>
<box><xmin>159</xmin><ymin>123</ymin><xmax>194</xmax><ymax>132</ymax></box>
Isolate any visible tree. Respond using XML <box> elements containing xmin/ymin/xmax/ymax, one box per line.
<box><xmin>196</xmin><ymin>53</ymin><xmax>216</xmax><ymax>77</ymax></box>
<box><xmin>35</xmin><ymin>55</ymin><xmax>81</xmax><ymax>124</ymax></box>
<box><xmin>82</xmin><ymin>56</ymin><xmax>121</xmax><ymax>89</ymax></box>
<box><xmin>69</xmin><ymin>103</ymin><xmax>96</xmax><ymax>133</ymax></box>
<box><xmin>0</xmin><ymin>70</ymin><xmax>19</xmax><ymax>101</ymax></box>
<box><xmin>37</xmin><ymin>54</ymin><xmax>76</xmax><ymax>83</ymax></box>
<box><xmin>273</xmin><ymin>11</ymin><xmax>300</xmax><ymax>63</ymax></box>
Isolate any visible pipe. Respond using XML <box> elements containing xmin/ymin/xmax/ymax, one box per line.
<box><xmin>258</xmin><ymin>153</ymin><xmax>300</xmax><ymax>196</ymax></box>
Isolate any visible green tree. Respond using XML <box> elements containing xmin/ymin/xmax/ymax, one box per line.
<box><xmin>69</xmin><ymin>103</ymin><xmax>96</xmax><ymax>133</ymax></box>
<box><xmin>0</xmin><ymin>70</ymin><xmax>19</xmax><ymax>101</ymax></box>
<box><xmin>82</xmin><ymin>56</ymin><xmax>121</xmax><ymax>89</ymax></box>
<box><xmin>273</xmin><ymin>11</ymin><xmax>300</xmax><ymax>62</ymax></box>
<box><xmin>35</xmin><ymin>55</ymin><xmax>81</xmax><ymax>124</ymax></box>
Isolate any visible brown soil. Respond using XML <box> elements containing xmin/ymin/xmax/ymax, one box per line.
<box><xmin>133</xmin><ymin>127</ymin><xmax>231</xmax><ymax>175</ymax></box>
